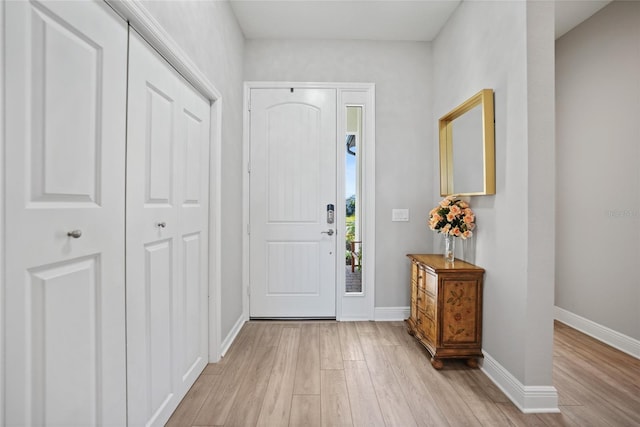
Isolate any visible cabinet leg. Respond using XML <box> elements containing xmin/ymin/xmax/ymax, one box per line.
<box><xmin>466</xmin><ymin>358</ymin><xmax>478</xmax><ymax>368</ymax></box>
<box><xmin>430</xmin><ymin>358</ymin><xmax>444</xmax><ymax>369</ymax></box>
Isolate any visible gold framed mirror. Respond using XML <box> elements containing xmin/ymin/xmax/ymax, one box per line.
<box><xmin>439</xmin><ymin>89</ymin><xmax>495</xmax><ymax>196</ymax></box>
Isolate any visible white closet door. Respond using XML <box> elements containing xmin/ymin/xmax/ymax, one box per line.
<box><xmin>4</xmin><ymin>1</ymin><xmax>128</xmax><ymax>426</ymax></box>
<box><xmin>126</xmin><ymin>31</ymin><xmax>210</xmax><ymax>427</ymax></box>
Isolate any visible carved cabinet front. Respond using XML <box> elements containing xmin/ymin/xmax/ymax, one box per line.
<box><xmin>406</xmin><ymin>254</ymin><xmax>484</xmax><ymax>369</ymax></box>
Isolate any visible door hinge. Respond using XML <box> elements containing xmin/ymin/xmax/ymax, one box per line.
<box><xmin>247</xmin><ymin>223</ymin><xmax>250</xmax><ymax>235</ymax></box>
<box><xmin>247</xmin><ymin>162</ymin><xmax>251</xmax><ymax>173</ymax></box>
<box><xmin>247</xmin><ymin>96</ymin><xmax>251</xmax><ymax>111</ymax></box>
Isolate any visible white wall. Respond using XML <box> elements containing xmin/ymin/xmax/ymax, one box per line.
<box><xmin>244</xmin><ymin>40</ymin><xmax>434</xmax><ymax>308</ymax></box>
<box><xmin>139</xmin><ymin>1</ymin><xmax>246</xmax><ymax>340</ymax></box>
<box><xmin>556</xmin><ymin>1</ymin><xmax>640</xmax><ymax>341</ymax></box>
<box><xmin>433</xmin><ymin>0</ymin><xmax>557</xmax><ymax>409</ymax></box>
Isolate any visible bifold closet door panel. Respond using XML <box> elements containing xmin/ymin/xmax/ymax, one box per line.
<box><xmin>174</xmin><ymin>74</ymin><xmax>211</xmax><ymax>393</ymax></box>
<box><xmin>3</xmin><ymin>1</ymin><xmax>128</xmax><ymax>425</ymax></box>
<box><xmin>126</xmin><ymin>30</ymin><xmax>210</xmax><ymax>427</ymax></box>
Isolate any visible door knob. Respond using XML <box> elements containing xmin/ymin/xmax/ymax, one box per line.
<box><xmin>321</xmin><ymin>229</ymin><xmax>334</xmax><ymax>236</ymax></box>
<box><xmin>67</xmin><ymin>229</ymin><xmax>82</xmax><ymax>239</ymax></box>
<box><xmin>156</xmin><ymin>222</ymin><xmax>167</xmax><ymax>228</ymax></box>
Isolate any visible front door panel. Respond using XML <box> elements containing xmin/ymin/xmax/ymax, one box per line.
<box><xmin>250</xmin><ymin>88</ymin><xmax>337</xmax><ymax>318</ymax></box>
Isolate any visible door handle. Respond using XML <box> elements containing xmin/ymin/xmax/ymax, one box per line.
<box><xmin>321</xmin><ymin>229</ymin><xmax>334</xmax><ymax>236</ymax></box>
<box><xmin>67</xmin><ymin>229</ymin><xmax>82</xmax><ymax>239</ymax></box>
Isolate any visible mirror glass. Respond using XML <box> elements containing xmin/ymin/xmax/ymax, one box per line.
<box><xmin>439</xmin><ymin>89</ymin><xmax>495</xmax><ymax>196</ymax></box>
<box><xmin>452</xmin><ymin>104</ymin><xmax>484</xmax><ymax>194</ymax></box>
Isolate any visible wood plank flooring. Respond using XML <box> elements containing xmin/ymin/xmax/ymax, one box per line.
<box><xmin>167</xmin><ymin>321</ymin><xmax>640</xmax><ymax>426</ymax></box>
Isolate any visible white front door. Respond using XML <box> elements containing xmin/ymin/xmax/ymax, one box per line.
<box><xmin>125</xmin><ymin>31</ymin><xmax>211</xmax><ymax>427</ymax></box>
<box><xmin>4</xmin><ymin>1</ymin><xmax>128</xmax><ymax>425</ymax></box>
<box><xmin>249</xmin><ymin>88</ymin><xmax>337</xmax><ymax>318</ymax></box>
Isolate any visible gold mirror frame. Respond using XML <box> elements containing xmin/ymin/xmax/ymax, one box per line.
<box><xmin>439</xmin><ymin>89</ymin><xmax>495</xmax><ymax>196</ymax></box>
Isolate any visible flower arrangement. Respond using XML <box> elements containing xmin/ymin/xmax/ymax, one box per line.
<box><xmin>428</xmin><ymin>195</ymin><xmax>475</xmax><ymax>239</ymax></box>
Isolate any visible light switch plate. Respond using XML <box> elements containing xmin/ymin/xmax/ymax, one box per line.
<box><xmin>392</xmin><ymin>209</ymin><xmax>409</xmax><ymax>222</ymax></box>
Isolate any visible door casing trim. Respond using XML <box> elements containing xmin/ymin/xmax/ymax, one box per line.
<box><xmin>242</xmin><ymin>82</ymin><xmax>376</xmax><ymax>321</ymax></box>
<box><xmin>1</xmin><ymin>1</ymin><xmax>6</xmax><ymax>422</ymax></box>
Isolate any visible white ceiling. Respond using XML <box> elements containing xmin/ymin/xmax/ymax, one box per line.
<box><xmin>229</xmin><ymin>0</ymin><xmax>612</xmax><ymax>42</ymax></box>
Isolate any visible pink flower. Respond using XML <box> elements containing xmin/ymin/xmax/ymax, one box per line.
<box><xmin>440</xmin><ymin>196</ymin><xmax>455</xmax><ymax>207</ymax></box>
<box><xmin>428</xmin><ymin>197</ymin><xmax>477</xmax><ymax>237</ymax></box>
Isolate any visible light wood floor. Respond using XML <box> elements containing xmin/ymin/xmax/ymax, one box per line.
<box><xmin>167</xmin><ymin>321</ymin><xmax>640</xmax><ymax>426</ymax></box>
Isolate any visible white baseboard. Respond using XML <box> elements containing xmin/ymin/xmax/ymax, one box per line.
<box><xmin>481</xmin><ymin>352</ymin><xmax>559</xmax><ymax>413</ymax></box>
<box><xmin>220</xmin><ymin>315</ymin><xmax>246</xmax><ymax>357</ymax></box>
<box><xmin>339</xmin><ymin>316</ymin><xmax>371</xmax><ymax>321</ymax></box>
<box><xmin>374</xmin><ymin>306</ymin><xmax>410</xmax><ymax>321</ymax></box>
<box><xmin>555</xmin><ymin>306</ymin><xmax>640</xmax><ymax>359</ymax></box>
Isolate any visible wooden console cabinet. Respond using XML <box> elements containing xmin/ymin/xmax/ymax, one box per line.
<box><xmin>406</xmin><ymin>254</ymin><xmax>484</xmax><ymax>369</ymax></box>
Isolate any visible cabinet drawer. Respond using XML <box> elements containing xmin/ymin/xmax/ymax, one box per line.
<box><xmin>416</xmin><ymin>266</ymin><xmax>426</xmax><ymax>291</ymax></box>
<box><xmin>418</xmin><ymin>314</ymin><xmax>436</xmax><ymax>342</ymax></box>
<box><xmin>423</xmin><ymin>271</ymin><xmax>436</xmax><ymax>295</ymax></box>
<box><xmin>416</xmin><ymin>289</ymin><xmax>424</xmax><ymax>310</ymax></box>
<box><xmin>417</xmin><ymin>266</ymin><xmax>436</xmax><ymax>294</ymax></box>
<box><xmin>411</xmin><ymin>261</ymin><xmax>419</xmax><ymax>283</ymax></box>
<box><xmin>424</xmin><ymin>294</ymin><xmax>435</xmax><ymax>319</ymax></box>
<box><xmin>417</xmin><ymin>291</ymin><xmax>435</xmax><ymax>319</ymax></box>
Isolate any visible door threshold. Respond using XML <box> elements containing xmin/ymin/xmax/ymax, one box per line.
<box><xmin>250</xmin><ymin>317</ymin><xmax>337</xmax><ymax>321</ymax></box>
